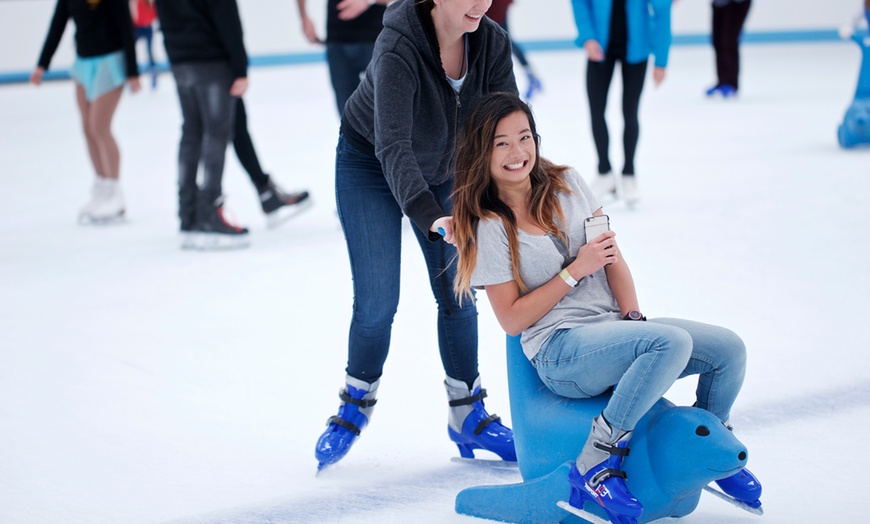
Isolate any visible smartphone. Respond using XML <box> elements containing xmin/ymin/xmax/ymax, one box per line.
<box><xmin>584</xmin><ymin>214</ymin><xmax>610</xmax><ymax>242</ymax></box>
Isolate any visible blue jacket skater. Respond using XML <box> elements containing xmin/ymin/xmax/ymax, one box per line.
<box><xmin>571</xmin><ymin>0</ymin><xmax>672</xmax><ymax>68</ymax></box>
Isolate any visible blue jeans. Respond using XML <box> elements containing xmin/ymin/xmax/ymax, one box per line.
<box><xmin>532</xmin><ymin>318</ymin><xmax>746</xmax><ymax>431</ymax></box>
<box><xmin>326</xmin><ymin>42</ymin><xmax>375</xmax><ymax>117</ymax></box>
<box><xmin>335</xmin><ymin>135</ymin><xmax>479</xmax><ymax>384</ymax></box>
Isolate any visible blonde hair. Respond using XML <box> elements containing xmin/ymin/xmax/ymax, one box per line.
<box><xmin>452</xmin><ymin>93</ymin><xmax>571</xmax><ymax>302</ymax></box>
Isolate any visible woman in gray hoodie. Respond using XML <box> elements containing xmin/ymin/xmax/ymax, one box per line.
<box><xmin>315</xmin><ymin>0</ymin><xmax>520</xmax><ymax>472</ymax></box>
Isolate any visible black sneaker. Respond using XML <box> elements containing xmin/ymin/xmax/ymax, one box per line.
<box><xmin>259</xmin><ymin>180</ymin><xmax>311</xmax><ymax>229</ymax></box>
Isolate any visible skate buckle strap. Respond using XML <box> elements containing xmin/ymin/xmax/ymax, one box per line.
<box><xmin>448</xmin><ymin>388</ymin><xmax>488</xmax><ymax>407</ymax></box>
<box><xmin>326</xmin><ymin>415</ymin><xmax>362</xmax><ymax>436</ymax></box>
<box><xmin>472</xmin><ymin>413</ymin><xmax>501</xmax><ymax>435</ymax></box>
<box><xmin>590</xmin><ymin>467</ymin><xmax>628</xmax><ymax>485</ymax></box>
<box><xmin>593</xmin><ymin>441</ymin><xmax>630</xmax><ymax>457</ymax></box>
<box><xmin>339</xmin><ymin>389</ymin><xmax>377</xmax><ymax>409</ymax></box>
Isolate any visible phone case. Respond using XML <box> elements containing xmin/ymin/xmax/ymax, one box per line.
<box><xmin>584</xmin><ymin>214</ymin><xmax>610</xmax><ymax>241</ymax></box>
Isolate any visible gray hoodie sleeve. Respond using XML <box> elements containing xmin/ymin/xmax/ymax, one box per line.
<box><xmin>371</xmin><ymin>51</ymin><xmax>445</xmax><ymax>237</ymax></box>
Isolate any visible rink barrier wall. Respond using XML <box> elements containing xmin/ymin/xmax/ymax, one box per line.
<box><xmin>0</xmin><ymin>28</ymin><xmax>842</xmax><ymax>85</ymax></box>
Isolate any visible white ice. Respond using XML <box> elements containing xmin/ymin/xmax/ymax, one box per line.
<box><xmin>1</xmin><ymin>37</ymin><xmax>868</xmax><ymax>524</ymax></box>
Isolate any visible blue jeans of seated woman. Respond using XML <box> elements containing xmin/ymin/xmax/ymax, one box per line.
<box><xmin>532</xmin><ymin>318</ymin><xmax>746</xmax><ymax>432</ymax></box>
<box><xmin>335</xmin><ymin>134</ymin><xmax>479</xmax><ymax>385</ymax></box>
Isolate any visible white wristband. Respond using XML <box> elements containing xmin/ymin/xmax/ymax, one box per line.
<box><xmin>559</xmin><ymin>268</ymin><xmax>579</xmax><ymax>288</ymax></box>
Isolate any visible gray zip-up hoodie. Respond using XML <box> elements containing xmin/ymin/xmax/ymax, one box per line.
<box><xmin>341</xmin><ymin>0</ymin><xmax>518</xmax><ymax>238</ymax></box>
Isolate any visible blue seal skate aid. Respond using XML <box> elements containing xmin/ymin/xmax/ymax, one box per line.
<box><xmin>455</xmin><ymin>335</ymin><xmax>751</xmax><ymax>523</ymax></box>
<box><xmin>839</xmin><ymin>27</ymin><xmax>870</xmax><ymax>148</ymax></box>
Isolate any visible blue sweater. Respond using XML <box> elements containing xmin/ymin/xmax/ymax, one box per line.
<box><xmin>571</xmin><ymin>0</ymin><xmax>672</xmax><ymax>67</ymax></box>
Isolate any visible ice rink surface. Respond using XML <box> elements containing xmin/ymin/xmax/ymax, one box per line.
<box><xmin>1</xmin><ymin>39</ymin><xmax>868</xmax><ymax>523</ymax></box>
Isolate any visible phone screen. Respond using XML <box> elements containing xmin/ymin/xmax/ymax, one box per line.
<box><xmin>584</xmin><ymin>214</ymin><xmax>610</xmax><ymax>241</ymax></box>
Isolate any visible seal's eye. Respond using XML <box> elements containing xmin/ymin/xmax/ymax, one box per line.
<box><xmin>695</xmin><ymin>426</ymin><xmax>710</xmax><ymax>436</ymax></box>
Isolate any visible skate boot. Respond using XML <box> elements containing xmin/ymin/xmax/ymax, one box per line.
<box><xmin>315</xmin><ymin>375</ymin><xmax>379</xmax><ymax>472</ymax></box>
<box><xmin>258</xmin><ymin>178</ymin><xmax>311</xmax><ymax>229</ymax></box>
<box><xmin>705</xmin><ymin>84</ymin><xmax>737</xmax><ymax>98</ymax></box>
<box><xmin>589</xmin><ymin>172</ymin><xmax>617</xmax><ymax>202</ymax></box>
<box><xmin>189</xmin><ymin>194</ymin><xmax>249</xmax><ymax>250</ymax></box>
<box><xmin>178</xmin><ymin>183</ymin><xmax>198</xmax><ymax>249</ymax></box>
<box><xmin>715</xmin><ymin>467</ymin><xmax>762</xmax><ymax>509</ymax></box>
<box><xmin>79</xmin><ymin>177</ymin><xmax>125</xmax><ymax>224</ymax></box>
<box><xmin>445</xmin><ymin>376</ymin><xmax>516</xmax><ymax>463</ymax></box>
<box><xmin>621</xmin><ymin>175</ymin><xmax>638</xmax><ymax>208</ymax></box>
<box><xmin>566</xmin><ymin>415</ymin><xmax>643</xmax><ymax>523</ymax></box>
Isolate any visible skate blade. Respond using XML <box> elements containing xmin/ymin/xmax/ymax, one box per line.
<box><xmin>450</xmin><ymin>456</ymin><xmax>518</xmax><ymax>469</ymax></box>
<box><xmin>315</xmin><ymin>460</ymin><xmax>340</xmax><ymax>477</ymax></box>
<box><xmin>556</xmin><ymin>501</ymin><xmax>614</xmax><ymax>524</ymax></box>
<box><xmin>702</xmin><ymin>485</ymin><xmax>764</xmax><ymax>515</ymax></box>
<box><xmin>183</xmin><ymin>232</ymin><xmax>250</xmax><ymax>251</ymax></box>
<box><xmin>78</xmin><ymin>210</ymin><xmax>126</xmax><ymax>226</ymax></box>
<box><xmin>266</xmin><ymin>198</ymin><xmax>313</xmax><ymax>229</ymax></box>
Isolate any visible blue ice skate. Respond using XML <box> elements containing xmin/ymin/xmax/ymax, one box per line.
<box><xmin>445</xmin><ymin>376</ymin><xmax>517</xmax><ymax>463</ymax></box>
<box><xmin>714</xmin><ymin>467</ymin><xmax>762</xmax><ymax>509</ymax></box>
<box><xmin>565</xmin><ymin>415</ymin><xmax>643</xmax><ymax>523</ymax></box>
<box><xmin>705</xmin><ymin>84</ymin><xmax>737</xmax><ymax>98</ymax></box>
<box><xmin>315</xmin><ymin>376</ymin><xmax>379</xmax><ymax>472</ymax></box>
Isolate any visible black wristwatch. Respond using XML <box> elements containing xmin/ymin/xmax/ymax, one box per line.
<box><xmin>623</xmin><ymin>310</ymin><xmax>646</xmax><ymax>321</ymax></box>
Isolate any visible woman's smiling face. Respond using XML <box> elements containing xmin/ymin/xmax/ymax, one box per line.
<box><xmin>489</xmin><ymin>110</ymin><xmax>537</xmax><ymax>188</ymax></box>
<box><xmin>433</xmin><ymin>0</ymin><xmax>492</xmax><ymax>35</ymax></box>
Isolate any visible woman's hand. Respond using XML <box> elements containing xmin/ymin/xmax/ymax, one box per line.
<box><xmin>570</xmin><ymin>230</ymin><xmax>619</xmax><ymax>279</ymax></box>
<box><xmin>127</xmin><ymin>76</ymin><xmax>141</xmax><ymax>93</ymax></box>
<box><xmin>336</xmin><ymin>0</ymin><xmax>372</xmax><ymax>21</ymax></box>
<box><xmin>584</xmin><ymin>40</ymin><xmax>604</xmax><ymax>62</ymax></box>
<box><xmin>30</xmin><ymin>67</ymin><xmax>45</xmax><ymax>86</ymax></box>
<box><xmin>653</xmin><ymin>66</ymin><xmax>666</xmax><ymax>86</ymax></box>
<box><xmin>431</xmin><ymin>216</ymin><xmax>454</xmax><ymax>244</ymax></box>
<box><xmin>230</xmin><ymin>77</ymin><xmax>248</xmax><ymax>97</ymax></box>
<box><xmin>300</xmin><ymin>14</ymin><xmax>321</xmax><ymax>43</ymax></box>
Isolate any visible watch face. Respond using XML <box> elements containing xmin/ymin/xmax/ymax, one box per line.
<box><xmin>628</xmin><ymin>310</ymin><xmax>642</xmax><ymax>320</ymax></box>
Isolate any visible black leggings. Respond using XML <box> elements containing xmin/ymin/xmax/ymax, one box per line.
<box><xmin>586</xmin><ymin>56</ymin><xmax>648</xmax><ymax>175</ymax></box>
<box><xmin>712</xmin><ymin>0</ymin><xmax>752</xmax><ymax>89</ymax></box>
<box><xmin>233</xmin><ymin>97</ymin><xmax>270</xmax><ymax>191</ymax></box>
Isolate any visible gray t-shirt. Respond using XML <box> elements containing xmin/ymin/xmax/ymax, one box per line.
<box><xmin>470</xmin><ymin>168</ymin><xmax>621</xmax><ymax>360</ymax></box>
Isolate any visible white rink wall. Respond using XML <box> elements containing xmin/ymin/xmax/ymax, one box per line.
<box><xmin>1</xmin><ymin>0</ymin><xmax>862</xmax><ymax>74</ymax></box>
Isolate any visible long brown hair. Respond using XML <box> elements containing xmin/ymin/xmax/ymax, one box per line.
<box><xmin>452</xmin><ymin>92</ymin><xmax>571</xmax><ymax>301</ymax></box>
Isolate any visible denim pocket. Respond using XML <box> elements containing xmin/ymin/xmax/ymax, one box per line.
<box><xmin>540</xmin><ymin>376</ymin><xmax>592</xmax><ymax>399</ymax></box>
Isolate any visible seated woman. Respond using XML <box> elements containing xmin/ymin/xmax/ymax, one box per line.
<box><xmin>447</xmin><ymin>92</ymin><xmax>762</xmax><ymax>523</ymax></box>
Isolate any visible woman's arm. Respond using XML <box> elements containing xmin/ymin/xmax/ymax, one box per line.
<box><xmin>484</xmin><ymin>277</ymin><xmax>571</xmax><ymax>337</ymax></box>
<box><xmin>36</xmin><ymin>0</ymin><xmax>70</xmax><ymax>72</ymax></box>
<box><xmin>603</xmin><ymin>245</ymin><xmax>640</xmax><ymax>317</ymax></box>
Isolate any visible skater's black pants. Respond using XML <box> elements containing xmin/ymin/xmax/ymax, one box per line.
<box><xmin>232</xmin><ymin>97</ymin><xmax>270</xmax><ymax>192</ymax></box>
<box><xmin>172</xmin><ymin>62</ymin><xmax>236</xmax><ymax>226</ymax></box>
<box><xmin>712</xmin><ymin>0</ymin><xmax>752</xmax><ymax>89</ymax></box>
<box><xmin>586</xmin><ymin>55</ymin><xmax>648</xmax><ymax>175</ymax></box>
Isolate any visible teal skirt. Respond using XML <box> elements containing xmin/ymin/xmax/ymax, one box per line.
<box><xmin>70</xmin><ymin>50</ymin><xmax>127</xmax><ymax>101</ymax></box>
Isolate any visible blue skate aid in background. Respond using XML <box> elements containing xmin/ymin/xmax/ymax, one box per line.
<box><xmin>455</xmin><ymin>335</ymin><xmax>755</xmax><ymax>524</ymax></box>
<box><xmin>839</xmin><ymin>24</ymin><xmax>870</xmax><ymax>148</ymax></box>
